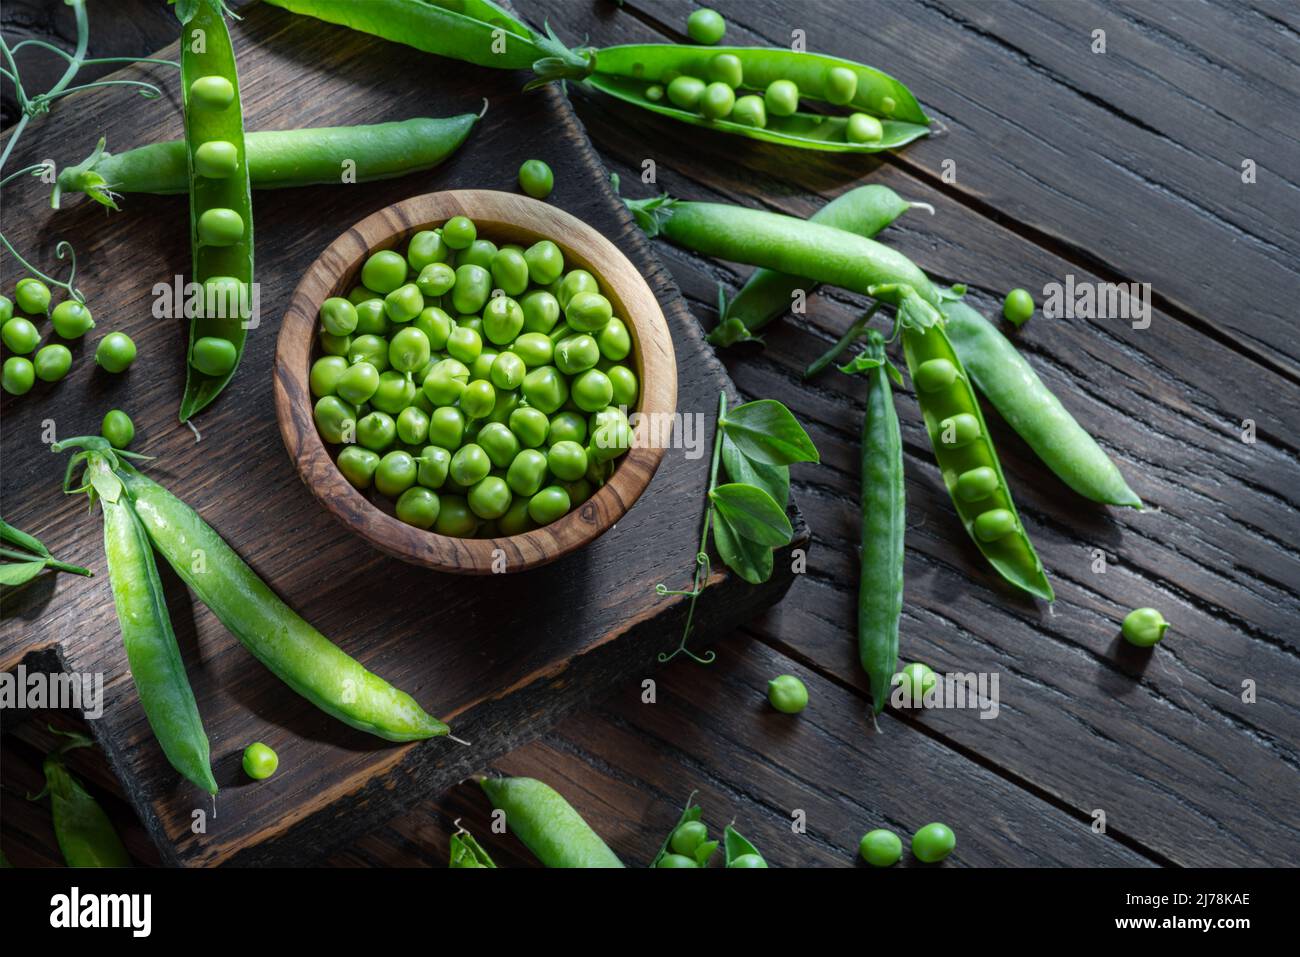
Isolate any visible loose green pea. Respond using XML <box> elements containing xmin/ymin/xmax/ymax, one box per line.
<box><xmin>560</xmin><ymin>477</ymin><xmax>594</xmax><ymax>505</ymax></box>
<box><xmin>518</xmin><ymin>159</ymin><xmax>554</xmax><ymax>199</ymax></box>
<box><xmin>595</xmin><ymin>318</ymin><xmax>631</xmax><ymax>361</ymax></box>
<box><xmin>413</xmin><ymin>306</ymin><xmax>453</xmax><ymax>351</ymax></box>
<box><xmin>825</xmin><ymin>66</ymin><xmax>859</xmax><ymax>106</ymax></box>
<box><xmin>423</xmin><ymin>358</ymin><xmax>470</xmax><ymax>405</ymax></box>
<box><xmin>369</xmin><ymin>370</ymin><xmax>417</xmax><ymax>414</ymax></box>
<box><xmin>489</xmin><ymin>248</ymin><xmax>530</xmax><ymax>297</ymax></box>
<box><xmin>768</xmin><ymin>674</ymin><xmax>809</xmax><ymax>713</ymax></box>
<box><xmin>14</xmin><ymin>278</ymin><xmax>51</xmax><ymax>316</ymax></box>
<box><xmin>1122</xmin><ymin>607</ymin><xmax>1169</xmax><ymax>647</ymax></box>
<box><xmin>732</xmin><ymin>94</ymin><xmax>767</xmax><ymax>128</ymax></box>
<box><xmin>337</xmin><ymin>445</ymin><xmax>380</xmax><ymax>489</ymax></box>
<box><xmin>194</xmin><ymin>139</ymin><xmax>238</xmax><ymax>178</ymax></box>
<box><xmin>197</xmin><ymin>207</ymin><xmax>244</xmax><ymax>246</ymax></box>
<box><xmin>490</xmin><ymin>352</ymin><xmax>526</xmax><ymax>391</ymax></box>
<box><xmin>667</xmin><ymin>75</ymin><xmax>706</xmax><ymax>111</ymax></box>
<box><xmin>2</xmin><ymin>357</ymin><xmax>34</xmax><ymax>395</ymax></box>
<box><xmin>519</xmin><ymin>291</ymin><xmax>561</xmax><ymax>337</ymax></box>
<box><xmin>101</xmin><ymin>409</ymin><xmax>136</xmax><ymax>448</ymax></box>
<box><xmin>911</xmin><ymin>823</ymin><xmax>955</xmax><ymax>863</ymax></box>
<box><xmin>353</xmin><ymin>299</ymin><xmax>390</xmax><ymax>337</ymax></box>
<box><xmin>417</xmin><ymin>445</ymin><xmax>451</xmax><ymax>489</ymax></box>
<box><xmin>348</xmin><ymin>285</ymin><xmax>379</xmax><ymax>305</ymax></box>
<box><xmin>31</xmin><ymin>344</ymin><xmax>71</xmax><ymax>382</ymax></box>
<box><xmin>348</xmin><ymin>333</ymin><xmax>389</xmax><ymax>371</ymax></box>
<box><xmin>708</xmin><ymin>52</ymin><xmax>743</xmax><ymax>87</ymax></box>
<box><xmin>460</xmin><ymin>239</ymin><xmax>498</xmax><ymax>271</ymax></box>
<box><xmin>512</xmin><ymin>331</ymin><xmax>555</xmax><ymax>367</ymax></box>
<box><xmin>318</xmin><ymin>329</ymin><xmax>351</xmax><ymax>357</ymax></box>
<box><xmin>397</xmin><ymin>406</ymin><xmax>431</xmax><ymax>445</ymax></box>
<box><xmin>446</xmin><ymin>325</ymin><xmax>484</xmax><ymax>365</ymax></box>
<box><xmin>190</xmin><ymin>75</ymin><xmax>234</xmax><ymax>110</ymax></box>
<box><xmin>897</xmin><ymin>662</ymin><xmax>935</xmax><ymax>703</ymax></box>
<box><xmin>557</xmin><ymin>269</ymin><xmax>599</xmax><ymax>309</ymax></box>
<box><xmin>442</xmin><ymin>216</ymin><xmax>476</xmax><ymax>250</ymax></box>
<box><xmin>973</xmin><ymin>508</ymin><xmax>1017</xmax><ymax>542</ymax></box>
<box><xmin>483</xmin><ymin>296</ymin><xmax>525</xmax><ymax>346</ymax></box>
<box><xmin>450</xmin><ymin>443</ymin><xmax>491</xmax><ymax>487</ymax></box>
<box><xmin>50</xmin><ymin>300</ymin><xmax>95</xmax><ymax>339</ymax></box>
<box><xmin>0</xmin><ymin>294</ymin><xmax>11</xmax><ymax>324</ymax></box>
<box><xmin>384</xmin><ymin>283</ymin><xmax>424</xmax><ymax>324</ymax></box>
<box><xmin>356</xmin><ymin>411</ymin><xmax>396</xmax><ymax>451</ymax></box>
<box><xmin>429</xmin><ymin>406</ymin><xmax>467</xmax><ymax>450</ymax></box>
<box><xmin>765</xmin><ymin>79</ymin><xmax>800</xmax><ymax>117</ymax></box>
<box><xmin>955</xmin><ymin>466</ymin><xmax>999</xmax><ymax>502</ymax></box>
<box><xmin>313</xmin><ymin>395</ymin><xmax>356</xmax><ymax>444</ymax></box>
<box><xmin>95</xmin><ymin>332</ymin><xmax>136</xmax><ymax>373</ymax></box>
<box><xmin>548</xmin><ymin>411</ymin><xmax>587</xmax><ymax>447</ymax></box>
<box><xmin>572</xmin><ymin>369</ymin><xmax>613</xmax><ymax>413</ymax></box>
<box><xmin>319</xmin><ymin>297</ymin><xmax>358</xmax><ymax>336</ymax></box>
<box><xmin>416</xmin><ymin>262</ymin><xmax>456</xmax><ymax>298</ymax></box>
<box><xmin>607</xmin><ymin>365</ymin><xmax>639</xmax><ymax>407</ymax></box>
<box><xmin>461</xmin><ymin>379</ymin><xmax>496</xmax><ymax>420</ymax></box>
<box><xmin>396</xmin><ymin>486</ymin><xmax>441</xmax><ymax>529</ymax></box>
<box><xmin>859</xmin><ymin>829</ymin><xmax>902</xmax><ymax>867</ymax></box>
<box><xmin>242</xmin><ymin>742</ymin><xmax>278</xmax><ymax>780</ymax></box>
<box><xmin>1003</xmin><ymin>288</ymin><xmax>1035</xmax><ymax>326</ymax></box>
<box><xmin>1</xmin><ymin>317</ymin><xmax>39</xmax><ymax>354</ymax></box>
<box><xmin>554</xmin><ymin>334</ymin><xmax>600</xmax><ymax>375</ymax></box>
<box><xmin>456</xmin><ymin>315</ymin><xmax>483</xmax><ymax>335</ymax></box>
<box><xmin>528</xmin><ymin>485</ymin><xmax>571</xmax><ymax>524</ymax></box>
<box><xmin>190</xmin><ymin>336</ymin><xmax>237</xmax><ymax>376</ymax></box>
<box><xmin>846</xmin><ymin>112</ymin><xmax>883</xmax><ymax>144</ymax></box>
<box><xmin>468</xmin><ymin>476</ymin><xmax>512</xmax><ymax>520</ymax></box>
<box><xmin>470</xmin><ymin>348</ymin><xmax>499</xmax><ymax>383</ymax></box>
<box><xmin>700</xmin><ymin>81</ymin><xmax>736</xmax><ymax>120</ymax></box>
<box><xmin>521</xmin><ymin>365</ymin><xmax>568</xmax><ymax>414</ymax></box>
<box><xmin>375</xmin><ymin>450</ymin><xmax>418</xmax><ymax>497</ymax></box>
<box><xmin>389</xmin><ymin>326</ymin><xmax>431</xmax><ymax>374</ymax></box>
<box><xmin>687</xmin><ymin>7</ymin><xmax>726</xmax><ymax>44</ymax></box>
<box><xmin>547</xmin><ymin>440</ymin><xmax>588</xmax><ymax>482</ymax></box>
<box><xmin>509</xmin><ymin>407</ymin><xmax>549</xmax><ymax>448</ymax></box>
<box><xmin>565</xmin><ymin>291</ymin><xmax>613</xmax><ymax>332</ymax></box>
<box><xmin>476</xmin><ymin>422</ymin><xmax>520</xmax><ymax>469</ymax></box>
<box><xmin>434</xmin><ymin>494</ymin><xmax>476</xmax><ymax>536</ymax></box>
<box><xmin>523</xmin><ymin>241</ymin><xmax>565</xmax><ymax>286</ymax></box>
<box><xmin>361</xmin><ymin>250</ymin><xmax>407</xmax><ymax>294</ymax></box>
<box><xmin>407</xmin><ymin>229</ymin><xmax>450</xmax><ymax>271</ymax></box>
<box><xmin>451</xmin><ymin>264</ymin><xmax>492</xmax><ymax>315</ymax></box>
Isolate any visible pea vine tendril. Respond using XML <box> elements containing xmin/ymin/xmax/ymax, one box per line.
<box><xmin>0</xmin><ymin>0</ymin><xmax>178</xmax><ymax>302</ymax></box>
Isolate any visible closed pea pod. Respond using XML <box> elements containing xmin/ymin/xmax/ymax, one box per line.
<box><xmin>478</xmin><ymin>776</ymin><xmax>623</xmax><ymax>868</ymax></box>
<box><xmin>35</xmin><ymin>732</ymin><xmax>132</xmax><ymax>867</ymax></box>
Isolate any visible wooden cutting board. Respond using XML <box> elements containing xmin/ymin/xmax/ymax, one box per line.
<box><xmin>0</xmin><ymin>3</ymin><xmax>806</xmax><ymax>865</ymax></box>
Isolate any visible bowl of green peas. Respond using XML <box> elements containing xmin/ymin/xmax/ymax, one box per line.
<box><xmin>274</xmin><ymin>190</ymin><xmax>677</xmax><ymax>573</ymax></box>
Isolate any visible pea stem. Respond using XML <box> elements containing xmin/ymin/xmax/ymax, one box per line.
<box><xmin>656</xmin><ymin>390</ymin><xmax>727</xmax><ymax>665</ymax></box>
<box><xmin>0</xmin><ymin>547</ymin><xmax>92</xmax><ymax>576</ymax></box>
<box><xmin>804</xmin><ymin>302</ymin><xmax>880</xmax><ymax>379</ymax></box>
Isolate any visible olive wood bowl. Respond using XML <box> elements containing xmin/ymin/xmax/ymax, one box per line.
<box><xmin>274</xmin><ymin>189</ymin><xmax>677</xmax><ymax>573</ymax></box>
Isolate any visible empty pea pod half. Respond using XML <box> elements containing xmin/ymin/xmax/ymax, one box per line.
<box><xmin>178</xmin><ymin>1</ymin><xmax>253</xmax><ymax>421</ymax></box>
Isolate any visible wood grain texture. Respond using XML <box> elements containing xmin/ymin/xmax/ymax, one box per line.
<box><xmin>276</xmin><ymin>189</ymin><xmax>676</xmax><ymax>573</ymax></box>
<box><xmin>0</xmin><ymin>2</ymin><xmax>802</xmax><ymax>866</ymax></box>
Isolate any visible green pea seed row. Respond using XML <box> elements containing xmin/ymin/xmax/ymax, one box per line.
<box><xmin>178</xmin><ymin>2</ymin><xmax>254</xmax><ymax>422</ymax></box>
<box><xmin>310</xmin><ymin>216</ymin><xmax>639</xmax><ymax>539</ymax></box>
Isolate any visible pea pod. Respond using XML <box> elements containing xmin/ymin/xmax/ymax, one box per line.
<box><xmin>449</xmin><ymin>828</ymin><xmax>497</xmax><ymax>868</ymax></box>
<box><xmin>86</xmin><ymin>456</ymin><xmax>217</xmax><ymax>794</ymax></box>
<box><xmin>478</xmin><ymin>776</ymin><xmax>623</xmax><ymax>868</ymax></box>
<box><xmin>896</xmin><ymin>294</ymin><xmax>1054</xmax><ymax>601</ymax></box>
<box><xmin>52</xmin><ymin>115</ymin><xmax>478</xmax><ymax>210</ymax></box>
<box><xmin>586</xmin><ymin>45</ymin><xmax>929</xmax><ymax>153</ymax></box>
<box><xmin>33</xmin><ymin>731</ymin><xmax>132</xmax><ymax>868</ymax></box>
<box><xmin>840</xmin><ymin>332</ymin><xmax>905</xmax><ymax>714</ymax></box>
<box><xmin>178</xmin><ymin>1</ymin><xmax>254</xmax><ymax>421</ymax></box>
<box><xmin>713</xmin><ymin>185</ymin><xmax>917</xmax><ymax>346</ymax></box>
<box><xmin>941</xmin><ymin>301</ymin><xmax>1142</xmax><ymax>508</ymax></box>
<box><xmin>723</xmin><ymin>824</ymin><xmax>768</xmax><ymax>867</ymax></box>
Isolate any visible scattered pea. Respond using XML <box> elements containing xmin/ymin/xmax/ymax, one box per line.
<box><xmin>101</xmin><ymin>409</ymin><xmax>135</xmax><ymax>448</ymax></box>
<box><xmin>14</xmin><ymin>277</ymin><xmax>51</xmax><ymax>315</ymax></box>
<box><xmin>33</xmin><ymin>344</ymin><xmax>72</xmax><ymax>382</ymax></box>
<box><xmin>686</xmin><ymin>7</ymin><xmax>726</xmax><ymax>45</ymax></box>
<box><xmin>1</xmin><ymin>316</ymin><xmax>39</xmax><ymax>354</ymax></box>
<box><xmin>859</xmin><ymin>829</ymin><xmax>902</xmax><ymax>867</ymax></box>
<box><xmin>518</xmin><ymin>159</ymin><xmax>554</xmax><ymax>199</ymax></box>
<box><xmin>1003</xmin><ymin>288</ymin><xmax>1035</xmax><ymax>326</ymax></box>
<box><xmin>911</xmin><ymin>823</ymin><xmax>955</xmax><ymax>863</ymax></box>
<box><xmin>897</xmin><ymin>662</ymin><xmax>935</xmax><ymax>704</ymax></box>
<box><xmin>50</xmin><ymin>300</ymin><xmax>95</xmax><ymax>339</ymax></box>
<box><xmin>1122</xmin><ymin>607</ymin><xmax>1169</xmax><ymax>647</ymax></box>
<box><xmin>767</xmin><ymin>674</ymin><xmax>808</xmax><ymax>714</ymax></box>
<box><xmin>242</xmin><ymin>742</ymin><xmax>279</xmax><ymax>780</ymax></box>
<box><xmin>2</xmin><ymin>356</ymin><xmax>35</xmax><ymax>395</ymax></box>
<box><xmin>95</xmin><ymin>332</ymin><xmax>136</xmax><ymax>373</ymax></box>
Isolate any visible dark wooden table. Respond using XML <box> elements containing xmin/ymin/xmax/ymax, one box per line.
<box><xmin>4</xmin><ymin>0</ymin><xmax>1297</xmax><ymax>868</ymax></box>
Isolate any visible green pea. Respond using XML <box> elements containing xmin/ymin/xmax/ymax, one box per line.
<box><xmin>446</xmin><ymin>325</ymin><xmax>483</xmax><ymax>366</ymax></box>
<box><xmin>397</xmin><ymin>406</ymin><xmax>431</xmax><ymax>445</ymax></box>
<box><xmin>1121</xmin><ymin>607</ymin><xmax>1169</xmax><ymax>648</ymax></box>
<box><xmin>450</xmin><ymin>443</ymin><xmax>491</xmax><ymax>486</ymax></box>
<box><xmin>384</xmin><ymin>283</ymin><xmax>424</xmax><ymax>324</ymax></box>
<box><xmin>242</xmin><ymin>742</ymin><xmax>278</xmax><ymax>780</ymax></box>
<box><xmin>911</xmin><ymin>823</ymin><xmax>955</xmax><ymax>863</ymax></box>
<box><xmin>456</xmin><ymin>315</ymin><xmax>483</xmax><ymax>335</ymax></box>
<box><xmin>197</xmin><ymin>207</ymin><xmax>244</xmax><ymax>246</ymax></box>
<box><xmin>508</xmin><ymin>407</ymin><xmax>549</xmax><ymax>449</ymax></box>
<box><xmin>482</xmin><ymin>296</ymin><xmax>524</xmax><ymax>346</ymax></box>
<box><xmin>1003</xmin><ymin>288</ymin><xmax>1035</xmax><ymax>326</ymax></box>
<box><xmin>2</xmin><ymin>317</ymin><xmax>39</xmax><ymax>354</ymax></box>
<box><xmin>489</xmin><ymin>388</ymin><xmax>522</xmax><ymax>428</ymax></box>
<box><xmin>825</xmin><ymin>66</ymin><xmax>859</xmax><ymax>106</ymax></box>
<box><xmin>313</xmin><ymin>395</ymin><xmax>356</xmax><ymax>444</ymax></box>
<box><xmin>2</xmin><ymin>356</ymin><xmax>34</xmax><ymax>395</ymax></box>
<box><xmin>412</xmin><ymin>306</ymin><xmax>453</xmax><ymax>351</ymax></box>
<box><xmin>50</xmin><ymin>300</ymin><xmax>95</xmax><ymax>339</ymax></box>
<box><xmin>356</xmin><ymin>411</ymin><xmax>396</xmax><ymax>451</ymax></box>
<box><xmin>516</xmin><ymin>291</ymin><xmax>559</xmax><ymax>337</ymax></box>
<box><xmin>353</xmin><ymin>299</ymin><xmax>390</xmax><ymax>337</ymax></box>
<box><xmin>460</xmin><ymin>239</ymin><xmax>499</xmax><ymax>271</ymax></box>
<box><xmin>461</xmin><ymin>379</ymin><xmax>496</xmax><ymax>420</ymax></box>
<box><xmin>309</xmin><ymin>356</ymin><xmax>348</xmax><ymax>398</ymax></box>
<box><xmin>434</xmin><ymin>494</ymin><xmax>476</xmax><ymax>536</ymax></box>
<box><xmin>451</xmin><ymin>264</ymin><xmax>492</xmax><ymax>315</ymax></box>
<box><xmin>361</xmin><ymin>250</ymin><xmax>408</xmax><ymax>294</ymax></box>
<box><xmin>938</xmin><ymin>412</ymin><xmax>980</xmax><ymax>448</ymax></box>
<box><xmin>0</xmin><ymin>294</ymin><xmax>11</xmax><ymax>324</ymax></box>
<box><xmin>552</xmin><ymin>334</ymin><xmax>597</xmax><ymax>376</ymax></box>
<box><xmin>487</xmin><ymin>352</ymin><xmax>525</xmax><ymax>391</ymax></box>
<box><xmin>729</xmin><ymin>854</ymin><xmax>765</xmax><ymax>868</ymax></box>
<box><xmin>686</xmin><ymin>7</ymin><xmax>726</xmax><ymax>44</ymax></box>
<box><xmin>441</xmin><ymin>216</ymin><xmax>476</xmax><ymax>250</ymax></box>
<box><xmin>190</xmin><ymin>75</ymin><xmax>234</xmax><ymax>110</ymax></box>
<box><xmin>338</xmin><ymin>445</ymin><xmax>380</xmax><ymax>489</ymax></box>
<box><xmin>973</xmin><ymin>508</ymin><xmax>1017</xmax><ymax>542</ymax></box>
<box><xmin>194</xmin><ymin>139</ymin><xmax>238</xmax><ymax>178</ymax></box>
<box><xmin>375</xmin><ymin>450</ymin><xmax>417</xmax><ymax>497</ymax></box>
<box><xmin>475</xmin><ymin>422</ymin><xmax>518</xmax><ymax>469</ymax></box>
<box><xmin>416</xmin><ymin>262</ymin><xmax>456</xmax><ymax>298</ymax></box>
<box><xmin>417</xmin><ymin>445</ymin><xmax>451</xmax><ymax>489</ymax></box>
<box><xmin>94</xmin><ymin>332</ymin><xmax>136</xmax><ymax>373</ymax></box>
<box><xmin>572</xmin><ymin>369</ymin><xmax>613</xmax><ymax>413</ymax></box>
<box><xmin>846</xmin><ymin>112</ymin><xmax>884</xmax><ymax>144</ymax></box>
<box><xmin>897</xmin><ymin>662</ymin><xmax>936</xmax><ymax>703</ymax></box>
<box><xmin>348</xmin><ymin>333</ymin><xmax>389</xmax><ymax>371</ymax></box>
<box><xmin>334</xmin><ymin>361</ymin><xmax>379</xmax><ymax>405</ymax></box>
<box><xmin>645</xmin><ymin>83</ymin><xmax>665</xmax><ymax>102</ymax></box>
<box><xmin>370</xmin><ymin>370</ymin><xmax>417</xmax><ymax>414</ymax></box>
<box><xmin>657</xmin><ymin>853</ymin><xmax>699</xmax><ymax>868</ymax></box>
<box><xmin>467</xmin><ymin>476</ymin><xmax>511</xmax><ymax>520</ymax></box>
<box><xmin>523</xmin><ymin>241</ymin><xmax>564</xmax><ymax>286</ymax></box>
<box><xmin>15</xmin><ymin>278</ymin><xmax>51</xmax><ymax>315</ymax></box>
<box><xmin>501</xmin><ymin>448</ymin><xmax>544</xmax><ymax>497</ymax></box>
<box><xmin>388</xmin><ymin>327</ymin><xmax>430</xmax><ymax>374</ymax></box>
<box><xmin>101</xmin><ymin>409</ymin><xmax>136</xmax><ymax>448</ymax></box>
<box><xmin>548</xmin><ymin>411</ymin><xmax>587</xmax><ymax>447</ymax></box>
<box><xmin>700</xmin><ymin>81</ymin><xmax>736</xmax><ymax>120</ymax></box>
<box><xmin>557</xmin><ymin>269</ymin><xmax>599</xmax><ymax>309</ymax></box>
<box><xmin>708</xmin><ymin>53</ymin><xmax>743</xmax><ymax>87</ymax></box>
<box><xmin>765</xmin><ymin>79</ymin><xmax>800</xmax><ymax>117</ymax></box>
<box><xmin>190</xmin><ymin>336</ymin><xmax>237</xmax><ymax>377</ymax></box>
<box><xmin>859</xmin><ymin>829</ymin><xmax>901</xmax><ymax>867</ymax></box>
<box><xmin>669</xmin><ymin>820</ymin><xmax>709</xmax><ymax>857</ymax></box>
<box><xmin>667</xmin><ymin>75</ymin><xmax>706</xmax><ymax>111</ymax></box>
<box><xmin>560</xmin><ymin>477</ymin><xmax>593</xmax><ymax>505</ymax></box>
<box><xmin>511</xmin><ymin>331</ymin><xmax>554</xmax><ymax>367</ymax></box>
<box><xmin>485</xmin><ymin>248</ymin><xmax>528</xmax><ymax>298</ymax></box>
<box><xmin>767</xmin><ymin>674</ymin><xmax>808</xmax><ymax>714</ymax></box>
<box><xmin>348</xmin><ymin>285</ymin><xmax>379</xmax><ymax>305</ymax></box>
<box><xmin>590</xmin><ymin>317</ymin><xmax>629</xmax><ymax>361</ymax></box>
<box><xmin>498</xmin><ymin>496</ymin><xmax>535</xmax><ymax>536</ymax></box>
<box><xmin>565</xmin><ymin>291</ymin><xmax>613</xmax><ymax>333</ymax></box>
<box><xmin>607</xmin><ymin>364</ymin><xmax>639</xmax><ymax>407</ymax></box>
<box><xmin>407</xmin><ymin>229</ymin><xmax>450</xmax><ymax>271</ymax></box>
<box><xmin>396</xmin><ymin>486</ymin><xmax>441</xmax><ymax>529</ymax></box>
<box><xmin>528</xmin><ymin>485</ymin><xmax>571</xmax><ymax>525</ymax></box>
<box><xmin>32</xmin><ymin>344</ymin><xmax>71</xmax><ymax>382</ymax></box>
<box><xmin>521</xmin><ymin>365</ymin><xmax>568</xmax><ymax>414</ymax></box>
<box><xmin>429</xmin><ymin>406</ymin><xmax>466</xmax><ymax>450</ymax></box>
<box><xmin>518</xmin><ymin>159</ymin><xmax>554</xmax><ymax>199</ymax></box>
<box><xmin>319</xmin><ymin>329</ymin><xmax>351</xmax><ymax>357</ymax></box>
<box><xmin>319</xmin><ymin>297</ymin><xmax>358</xmax><ymax>336</ymax></box>
<box><xmin>953</xmin><ymin>466</ymin><xmax>999</xmax><ymax>503</ymax></box>
<box><xmin>732</xmin><ymin>94</ymin><xmax>767</xmax><ymax>128</ymax></box>
<box><xmin>423</xmin><ymin>360</ymin><xmax>469</xmax><ymax>406</ymax></box>
<box><xmin>547</xmin><ymin>440</ymin><xmax>588</xmax><ymax>482</ymax></box>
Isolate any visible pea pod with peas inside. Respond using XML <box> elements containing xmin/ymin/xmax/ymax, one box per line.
<box><xmin>478</xmin><ymin>776</ymin><xmax>623</xmax><ymax>868</ymax></box>
<box><xmin>177</xmin><ymin>0</ymin><xmax>254</xmax><ymax>422</ymax></box>
<box><xmin>33</xmin><ymin>730</ymin><xmax>132</xmax><ymax>867</ymax></box>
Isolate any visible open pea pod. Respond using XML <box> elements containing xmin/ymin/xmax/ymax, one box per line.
<box><xmin>178</xmin><ymin>1</ymin><xmax>254</xmax><ymax>421</ymax></box>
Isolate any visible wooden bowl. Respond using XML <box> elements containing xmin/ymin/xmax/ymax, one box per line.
<box><xmin>274</xmin><ymin>190</ymin><xmax>677</xmax><ymax>573</ymax></box>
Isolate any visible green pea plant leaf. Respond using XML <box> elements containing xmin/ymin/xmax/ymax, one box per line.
<box><xmin>655</xmin><ymin>393</ymin><xmax>817</xmax><ymax>664</ymax></box>
<box><xmin>0</xmin><ymin>515</ymin><xmax>92</xmax><ymax>585</ymax></box>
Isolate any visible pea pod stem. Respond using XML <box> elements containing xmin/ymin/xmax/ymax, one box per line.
<box><xmin>804</xmin><ymin>303</ymin><xmax>881</xmax><ymax>379</ymax></box>
<box><xmin>0</xmin><ymin>546</ymin><xmax>91</xmax><ymax>576</ymax></box>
